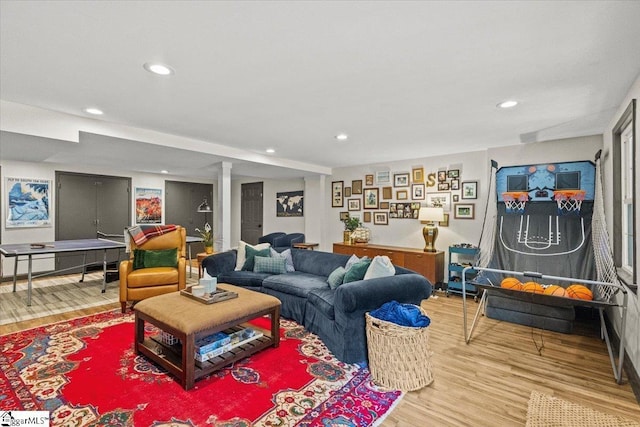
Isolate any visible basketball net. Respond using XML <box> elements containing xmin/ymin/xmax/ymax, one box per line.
<box><xmin>592</xmin><ymin>158</ymin><xmax>620</xmax><ymax>302</ymax></box>
<box><xmin>555</xmin><ymin>190</ymin><xmax>585</xmax><ymax>215</ymax></box>
<box><xmin>502</xmin><ymin>192</ymin><xmax>528</xmax><ymax>214</ymax></box>
<box><xmin>476</xmin><ymin>164</ymin><xmax>498</xmax><ymax>269</ymax></box>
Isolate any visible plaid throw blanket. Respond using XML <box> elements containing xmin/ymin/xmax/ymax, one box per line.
<box><xmin>126</xmin><ymin>224</ymin><xmax>179</xmax><ymax>246</ymax></box>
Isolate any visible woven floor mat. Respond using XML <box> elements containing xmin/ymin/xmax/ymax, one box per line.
<box><xmin>526</xmin><ymin>390</ymin><xmax>640</xmax><ymax>427</ymax></box>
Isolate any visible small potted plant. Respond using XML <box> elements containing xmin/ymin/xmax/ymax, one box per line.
<box><xmin>341</xmin><ymin>216</ymin><xmax>361</xmax><ymax>244</ymax></box>
<box><xmin>196</xmin><ymin>222</ymin><xmax>214</xmax><ymax>253</ymax></box>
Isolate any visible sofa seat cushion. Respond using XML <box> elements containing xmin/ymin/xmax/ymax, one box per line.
<box><xmin>127</xmin><ymin>267</ymin><xmax>179</xmax><ymax>288</ymax></box>
<box><xmin>218</xmin><ymin>270</ymin><xmax>273</xmax><ymax>288</ymax></box>
<box><xmin>262</xmin><ymin>272</ymin><xmax>329</xmax><ymax>298</ymax></box>
<box><xmin>307</xmin><ymin>288</ymin><xmax>336</xmax><ymax>320</ymax></box>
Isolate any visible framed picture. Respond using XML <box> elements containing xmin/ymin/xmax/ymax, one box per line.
<box><xmin>339</xmin><ymin>211</ymin><xmax>350</xmax><ymax>221</ymax></box>
<box><xmin>380</xmin><ymin>201</ymin><xmax>390</xmax><ymax>209</ymax></box>
<box><xmin>451</xmin><ymin>179</ymin><xmax>460</xmax><ymax>190</ymax></box>
<box><xmin>276</xmin><ymin>190</ymin><xmax>303</xmax><ymax>217</ymax></box>
<box><xmin>396</xmin><ymin>189</ymin><xmax>408</xmax><ymax>200</ymax></box>
<box><xmin>6</xmin><ymin>177</ymin><xmax>52</xmax><ymax>228</ymax></box>
<box><xmin>462</xmin><ymin>181</ymin><xmax>478</xmax><ymax>199</ymax></box>
<box><xmin>438</xmin><ymin>182</ymin><xmax>450</xmax><ymax>191</ymax></box>
<box><xmin>363</xmin><ymin>187</ymin><xmax>379</xmax><ymax>209</ymax></box>
<box><xmin>412</xmin><ymin>167</ymin><xmax>424</xmax><ymax>183</ymax></box>
<box><xmin>352</xmin><ymin>180</ymin><xmax>363</xmax><ymax>195</ymax></box>
<box><xmin>363</xmin><ymin>212</ymin><xmax>372</xmax><ymax>223</ymax></box>
<box><xmin>426</xmin><ymin>192</ymin><xmax>451</xmax><ymax>211</ymax></box>
<box><xmin>439</xmin><ymin>213</ymin><xmax>450</xmax><ymax>227</ymax></box>
<box><xmin>453</xmin><ymin>194</ymin><xmax>460</xmax><ymax>202</ymax></box>
<box><xmin>348</xmin><ymin>198</ymin><xmax>361</xmax><ymax>211</ymax></box>
<box><xmin>438</xmin><ymin>171</ymin><xmax>447</xmax><ymax>182</ymax></box>
<box><xmin>365</xmin><ymin>174</ymin><xmax>374</xmax><ymax>186</ymax></box>
<box><xmin>447</xmin><ymin>169</ymin><xmax>460</xmax><ymax>179</ymax></box>
<box><xmin>394</xmin><ymin>173</ymin><xmax>410</xmax><ymax>187</ymax></box>
<box><xmin>454</xmin><ymin>203</ymin><xmax>475</xmax><ymax>219</ymax></box>
<box><xmin>375</xmin><ymin>170</ymin><xmax>391</xmax><ymax>184</ymax></box>
<box><xmin>382</xmin><ymin>186</ymin><xmax>393</xmax><ymax>199</ymax></box>
<box><xmin>344</xmin><ymin>186</ymin><xmax>352</xmax><ymax>197</ymax></box>
<box><xmin>412</xmin><ymin>183</ymin><xmax>425</xmax><ymax>200</ymax></box>
<box><xmin>373</xmin><ymin>211</ymin><xmax>388</xmax><ymax>225</ymax></box>
<box><xmin>331</xmin><ymin>181</ymin><xmax>344</xmax><ymax>207</ymax></box>
<box><xmin>135</xmin><ymin>187</ymin><xmax>162</xmax><ymax>224</ymax></box>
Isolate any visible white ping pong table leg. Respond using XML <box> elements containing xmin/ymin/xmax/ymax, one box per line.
<box><xmin>102</xmin><ymin>249</ymin><xmax>107</xmax><ymax>293</ymax></box>
<box><xmin>27</xmin><ymin>255</ymin><xmax>33</xmax><ymax>307</ymax></box>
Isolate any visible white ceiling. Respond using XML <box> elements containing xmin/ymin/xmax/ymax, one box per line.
<box><xmin>1</xmin><ymin>1</ymin><xmax>640</xmax><ymax>179</ymax></box>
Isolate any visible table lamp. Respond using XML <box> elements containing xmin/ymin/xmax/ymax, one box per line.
<box><xmin>197</xmin><ymin>198</ymin><xmax>212</xmax><ymax>223</ymax></box>
<box><xmin>418</xmin><ymin>206</ymin><xmax>444</xmax><ymax>252</ymax></box>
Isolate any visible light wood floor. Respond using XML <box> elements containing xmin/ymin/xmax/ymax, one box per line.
<box><xmin>3</xmin><ymin>287</ymin><xmax>639</xmax><ymax>425</ymax></box>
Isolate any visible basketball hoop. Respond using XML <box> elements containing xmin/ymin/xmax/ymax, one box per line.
<box><xmin>502</xmin><ymin>192</ymin><xmax>529</xmax><ymax>214</ymax></box>
<box><xmin>554</xmin><ymin>190</ymin><xmax>586</xmax><ymax>215</ymax></box>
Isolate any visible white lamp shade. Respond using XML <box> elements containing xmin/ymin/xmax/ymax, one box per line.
<box><xmin>418</xmin><ymin>206</ymin><xmax>444</xmax><ymax>223</ymax></box>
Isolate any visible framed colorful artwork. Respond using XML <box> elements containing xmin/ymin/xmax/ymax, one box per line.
<box><xmin>375</xmin><ymin>170</ymin><xmax>391</xmax><ymax>184</ymax></box>
<box><xmin>348</xmin><ymin>198</ymin><xmax>361</xmax><ymax>211</ymax></box>
<box><xmin>5</xmin><ymin>177</ymin><xmax>52</xmax><ymax>228</ymax></box>
<box><xmin>412</xmin><ymin>167</ymin><xmax>424</xmax><ymax>183</ymax></box>
<box><xmin>394</xmin><ymin>173</ymin><xmax>410</xmax><ymax>187</ymax></box>
<box><xmin>352</xmin><ymin>180</ymin><xmax>363</xmax><ymax>195</ymax></box>
<box><xmin>363</xmin><ymin>187</ymin><xmax>379</xmax><ymax>209</ymax></box>
<box><xmin>462</xmin><ymin>181</ymin><xmax>478</xmax><ymax>199</ymax></box>
<box><xmin>438</xmin><ymin>171</ymin><xmax>447</xmax><ymax>182</ymax></box>
<box><xmin>454</xmin><ymin>203</ymin><xmax>475</xmax><ymax>219</ymax></box>
<box><xmin>447</xmin><ymin>169</ymin><xmax>460</xmax><ymax>179</ymax></box>
<box><xmin>373</xmin><ymin>211</ymin><xmax>389</xmax><ymax>225</ymax></box>
<box><xmin>382</xmin><ymin>186</ymin><xmax>393</xmax><ymax>200</ymax></box>
<box><xmin>331</xmin><ymin>181</ymin><xmax>344</xmax><ymax>207</ymax></box>
<box><xmin>411</xmin><ymin>183</ymin><xmax>425</xmax><ymax>200</ymax></box>
<box><xmin>426</xmin><ymin>192</ymin><xmax>451</xmax><ymax>211</ymax></box>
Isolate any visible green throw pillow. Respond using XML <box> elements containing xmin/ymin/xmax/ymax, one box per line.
<box><xmin>133</xmin><ymin>249</ymin><xmax>146</xmax><ymax>270</ymax></box>
<box><xmin>254</xmin><ymin>255</ymin><xmax>287</xmax><ymax>274</ymax></box>
<box><xmin>143</xmin><ymin>248</ymin><xmax>178</xmax><ymax>268</ymax></box>
<box><xmin>343</xmin><ymin>259</ymin><xmax>372</xmax><ymax>284</ymax></box>
<box><xmin>242</xmin><ymin>246</ymin><xmax>271</xmax><ymax>271</ymax></box>
<box><xmin>327</xmin><ymin>266</ymin><xmax>347</xmax><ymax>289</ymax></box>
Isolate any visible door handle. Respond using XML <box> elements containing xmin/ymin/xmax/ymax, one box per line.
<box><xmin>258</xmin><ymin>224</ymin><xmax>262</xmax><ymax>228</ymax></box>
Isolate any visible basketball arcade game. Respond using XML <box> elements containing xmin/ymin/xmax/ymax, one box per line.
<box><xmin>461</xmin><ymin>153</ymin><xmax>628</xmax><ymax>384</ymax></box>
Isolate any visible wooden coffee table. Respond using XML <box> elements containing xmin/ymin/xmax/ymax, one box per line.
<box><xmin>134</xmin><ymin>284</ymin><xmax>281</xmax><ymax>390</ymax></box>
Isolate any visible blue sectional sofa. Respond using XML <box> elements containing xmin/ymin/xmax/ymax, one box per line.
<box><xmin>258</xmin><ymin>232</ymin><xmax>305</xmax><ymax>252</ymax></box>
<box><xmin>202</xmin><ymin>248</ymin><xmax>432</xmax><ymax>364</ymax></box>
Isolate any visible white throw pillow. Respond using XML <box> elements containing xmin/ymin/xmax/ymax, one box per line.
<box><xmin>235</xmin><ymin>241</ymin><xmax>271</xmax><ymax>271</ymax></box>
<box><xmin>364</xmin><ymin>255</ymin><xmax>396</xmax><ymax>280</ymax></box>
<box><xmin>345</xmin><ymin>254</ymin><xmax>369</xmax><ymax>271</ymax></box>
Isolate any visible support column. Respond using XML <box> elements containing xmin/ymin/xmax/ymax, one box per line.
<box><xmin>217</xmin><ymin>162</ymin><xmax>233</xmax><ymax>251</ymax></box>
<box><xmin>304</xmin><ymin>175</ymin><xmax>327</xmax><ymax>250</ymax></box>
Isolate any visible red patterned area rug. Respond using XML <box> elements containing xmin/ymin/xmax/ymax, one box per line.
<box><xmin>0</xmin><ymin>310</ymin><xmax>402</xmax><ymax>426</ymax></box>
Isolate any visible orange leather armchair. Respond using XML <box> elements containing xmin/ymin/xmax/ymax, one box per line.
<box><xmin>119</xmin><ymin>226</ymin><xmax>187</xmax><ymax>313</ymax></box>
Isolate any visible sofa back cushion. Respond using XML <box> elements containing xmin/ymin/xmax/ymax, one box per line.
<box><xmin>291</xmin><ymin>249</ymin><xmax>350</xmax><ymax>277</ymax></box>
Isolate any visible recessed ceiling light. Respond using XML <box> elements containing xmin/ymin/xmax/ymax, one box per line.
<box><xmin>497</xmin><ymin>100</ymin><xmax>518</xmax><ymax>109</ymax></box>
<box><xmin>335</xmin><ymin>133</ymin><xmax>348</xmax><ymax>141</ymax></box>
<box><xmin>161</xmin><ymin>170</ymin><xmax>169</xmax><ymax>174</ymax></box>
<box><xmin>266</xmin><ymin>148</ymin><xmax>275</xmax><ymax>154</ymax></box>
<box><xmin>84</xmin><ymin>107</ymin><xmax>104</xmax><ymax>115</ymax></box>
<box><xmin>143</xmin><ymin>62</ymin><xmax>174</xmax><ymax>76</ymax></box>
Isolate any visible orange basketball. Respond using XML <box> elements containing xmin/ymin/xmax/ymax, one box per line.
<box><xmin>544</xmin><ymin>285</ymin><xmax>568</xmax><ymax>297</ymax></box>
<box><xmin>501</xmin><ymin>277</ymin><xmax>523</xmax><ymax>290</ymax></box>
<box><xmin>522</xmin><ymin>281</ymin><xmax>544</xmax><ymax>294</ymax></box>
<box><xmin>566</xmin><ymin>284</ymin><xmax>593</xmax><ymax>300</ymax></box>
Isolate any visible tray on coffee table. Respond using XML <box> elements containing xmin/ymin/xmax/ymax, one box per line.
<box><xmin>180</xmin><ymin>286</ymin><xmax>238</xmax><ymax>304</ymax></box>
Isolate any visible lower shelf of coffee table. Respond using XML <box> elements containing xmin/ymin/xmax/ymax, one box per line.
<box><xmin>139</xmin><ymin>325</ymin><xmax>274</xmax><ymax>383</ymax></box>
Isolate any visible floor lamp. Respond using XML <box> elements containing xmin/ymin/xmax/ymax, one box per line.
<box><xmin>418</xmin><ymin>206</ymin><xmax>444</xmax><ymax>252</ymax></box>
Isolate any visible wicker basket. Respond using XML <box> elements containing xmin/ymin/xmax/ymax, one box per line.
<box><xmin>365</xmin><ymin>309</ymin><xmax>434</xmax><ymax>391</ymax></box>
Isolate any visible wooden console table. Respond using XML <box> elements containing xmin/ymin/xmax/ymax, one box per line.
<box><xmin>333</xmin><ymin>242</ymin><xmax>444</xmax><ymax>285</ymax></box>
